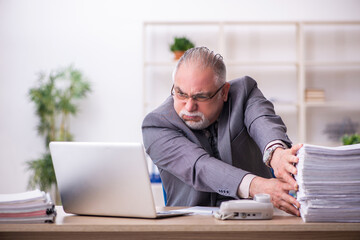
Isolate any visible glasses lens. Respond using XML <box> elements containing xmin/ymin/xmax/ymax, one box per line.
<box><xmin>171</xmin><ymin>84</ymin><xmax>224</xmax><ymax>102</ymax></box>
<box><xmin>176</xmin><ymin>92</ymin><xmax>188</xmax><ymax>100</ymax></box>
<box><xmin>193</xmin><ymin>95</ymin><xmax>210</xmax><ymax>102</ymax></box>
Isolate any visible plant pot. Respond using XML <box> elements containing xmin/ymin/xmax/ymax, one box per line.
<box><xmin>173</xmin><ymin>51</ymin><xmax>185</xmax><ymax>60</ymax></box>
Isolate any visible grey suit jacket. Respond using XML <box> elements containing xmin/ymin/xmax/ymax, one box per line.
<box><xmin>142</xmin><ymin>76</ymin><xmax>292</xmax><ymax>206</ymax></box>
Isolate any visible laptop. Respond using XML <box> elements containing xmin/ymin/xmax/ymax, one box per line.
<box><xmin>49</xmin><ymin>142</ymin><xmax>190</xmax><ymax>218</ymax></box>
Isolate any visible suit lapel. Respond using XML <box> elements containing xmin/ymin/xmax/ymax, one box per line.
<box><xmin>217</xmin><ymin>98</ymin><xmax>233</xmax><ymax>165</ymax></box>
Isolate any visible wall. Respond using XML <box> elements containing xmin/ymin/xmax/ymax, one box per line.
<box><xmin>0</xmin><ymin>0</ymin><xmax>359</xmax><ymax>193</ymax></box>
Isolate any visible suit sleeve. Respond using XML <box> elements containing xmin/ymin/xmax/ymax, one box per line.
<box><xmin>241</xmin><ymin>76</ymin><xmax>292</xmax><ymax>153</ymax></box>
<box><xmin>142</xmin><ymin>112</ymin><xmax>247</xmax><ymax>199</ymax></box>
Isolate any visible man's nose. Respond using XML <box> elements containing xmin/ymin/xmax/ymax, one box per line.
<box><xmin>185</xmin><ymin>98</ymin><xmax>197</xmax><ymax>112</ymax></box>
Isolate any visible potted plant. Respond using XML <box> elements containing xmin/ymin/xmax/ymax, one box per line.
<box><xmin>27</xmin><ymin>65</ymin><xmax>91</xmax><ymax>204</ymax></box>
<box><xmin>169</xmin><ymin>37</ymin><xmax>195</xmax><ymax>60</ymax></box>
<box><xmin>342</xmin><ymin>133</ymin><xmax>360</xmax><ymax>145</ymax></box>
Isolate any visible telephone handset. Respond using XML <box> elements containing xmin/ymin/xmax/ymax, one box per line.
<box><xmin>213</xmin><ymin>194</ymin><xmax>273</xmax><ymax>220</ymax></box>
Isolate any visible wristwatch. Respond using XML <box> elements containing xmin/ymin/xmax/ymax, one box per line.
<box><xmin>263</xmin><ymin>144</ymin><xmax>285</xmax><ymax>167</ymax></box>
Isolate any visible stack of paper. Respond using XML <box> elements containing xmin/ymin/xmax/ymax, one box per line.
<box><xmin>295</xmin><ymin>143</ymin><xmax>360</xmax><ymax>222</ymax></box>
<box><xmin>0</xmin><ymin>189</ymin><xmax>56</xmax><ymax>223</ymax></box>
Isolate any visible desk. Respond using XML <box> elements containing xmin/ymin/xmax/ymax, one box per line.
<box><xmin>1</xmin><ymin>206</ymin><xmax>359</xmax><ymax>240</ymax></box>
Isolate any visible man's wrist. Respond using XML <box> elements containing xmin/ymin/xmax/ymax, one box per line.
<box><xmin>268</xmin><ymin>147</ymin><xmax>286</xmax><ymax>168</ymax></box>
<box><xmin>249</xmin><ymin>176</ymin><xmax>262</xmax><ymax>198</ymax></box>
<box><xmin>238</xmin><ymin>174</ymin><xmax>256</xmax><ymax>198</ymax></box>
<box><xmin>263</xmin><ymin>141</ymin><xmax>288</xmax><ymax>167</ymax></box>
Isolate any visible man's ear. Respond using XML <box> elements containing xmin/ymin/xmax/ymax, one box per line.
<box><xmin>222</xmin><ymin>82</ymin><xmax>231</xmax><ymax>102</ymax></box>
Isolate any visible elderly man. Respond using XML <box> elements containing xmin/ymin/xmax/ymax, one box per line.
<box><xmin>142</xmin><ymin>47</ymin><xmax>301</xmax><ymax>216</ymax></box>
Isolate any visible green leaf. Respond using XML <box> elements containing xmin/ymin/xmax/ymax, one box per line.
<box><xmin>27</xmin><ymin>65</ymin><xmax>92</xmax><ymax>191</ymax></box>
<box><xmin>342</xmin><ymin>134</ymin><xmax>360</xmax><ymax>145</ymax></box>
<box><xmin>170</xmin><ymin>37</ymin><xmax>195</xmax><ymax>52</ymax></box>
<box><xmin>27</xmin><ymin>153</ymin><xmax>57</xmax><ymax>191</ymax></box>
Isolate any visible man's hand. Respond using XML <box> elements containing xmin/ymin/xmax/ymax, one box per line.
<box><xmin>249</xmin><ymin>176</ymin><xmax>300</xmax><ymax>216</ymax></box>
<box><xmin>270</xmin><ymin>143</ymin><xmax>303</xmax><ymax>189</ymax></box>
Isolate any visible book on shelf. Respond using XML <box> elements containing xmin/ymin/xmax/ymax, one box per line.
<box><xmin>0</xmin><ymin>189</ymin><xmax>56</xmax><ymax>223</ymax></box>
<box><xmin>295</xmin><ymin>143</ymin><xmax>360</xmax><ymax>222</ymax></box>
<box><xmin>305</xmin><ymin>89</ymin><xmax>325</xmax><ymax>102</ymax></box>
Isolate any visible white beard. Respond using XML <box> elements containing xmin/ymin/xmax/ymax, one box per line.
<box><xmin>179</xmin><ymin>110</ymin><xmax>210</xmax><ymax>130</ymax></box>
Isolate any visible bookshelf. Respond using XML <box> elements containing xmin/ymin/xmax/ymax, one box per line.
<box><xmin>143</xmin><ymin>21</ymin><xmax>360</xmax><ymax>147</ymax></box>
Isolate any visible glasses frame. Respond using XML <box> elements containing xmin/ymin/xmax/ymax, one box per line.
<box><xmin>171</xmin><ymin>83</ymin><xmax>226</xmax><ymax>102</ymax></box>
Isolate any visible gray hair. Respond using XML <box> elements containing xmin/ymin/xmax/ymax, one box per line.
<box><xmin>172</xmin><ymin>47</ymin><xmax>226</xmax><ymax>86</ymax></box>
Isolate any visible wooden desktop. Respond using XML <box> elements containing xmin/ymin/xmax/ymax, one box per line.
<box><xmin>0</xmin><ymin>206</ymin><xmax>359</xmax><ymax>240</ymax></box>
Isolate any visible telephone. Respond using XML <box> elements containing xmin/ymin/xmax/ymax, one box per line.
<box><xmin>213</xmin><ymin>194</ymin><xmax>273</xmax><ymax>220</ymax></box>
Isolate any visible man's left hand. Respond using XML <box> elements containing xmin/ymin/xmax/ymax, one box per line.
<box><xmin>270</xmin><ymin>143</ymin><xmax>303</xmax><ymax>189</ymax></box>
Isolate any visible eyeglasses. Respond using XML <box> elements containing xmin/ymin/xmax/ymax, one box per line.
<box><xmin>171</xmin><ymin>83</ymin><xmax>225</xmax><ymax>102</ymax></box>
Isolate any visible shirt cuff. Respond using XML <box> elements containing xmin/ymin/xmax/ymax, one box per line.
<box><xmin>264</xmin><ymin>140</ymin><xmax>288</xmax><ymax>153</ymax></box>
<box><xmin>238</xmin><ymin>174</ymin><xmax>257</xmax><ymax>198</ymax></box>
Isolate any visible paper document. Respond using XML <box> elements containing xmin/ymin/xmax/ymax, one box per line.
<box><xmin>0</xmin><ymin>189</ymin><xmax>56</xmax><ymax>223</ymax></box>
<box><xmin>173</xmin><ymin>206</ymin><xmax>219</xmax><ymax>215</ymax></box>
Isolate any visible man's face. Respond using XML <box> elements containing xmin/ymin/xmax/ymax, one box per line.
<box><xmin>173</xmin><ymin>64</ymin><xmax>229</xmax><ymax>130</ymax></box>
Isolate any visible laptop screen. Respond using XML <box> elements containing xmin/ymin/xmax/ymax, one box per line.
<box><xmin>50</xmin><ymin>142</ymin><xmax>158</xmax><ymax>218</ymax></box>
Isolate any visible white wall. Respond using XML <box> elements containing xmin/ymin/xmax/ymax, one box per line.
<box><xmin>1</xmin><ymin>0</ymin><xmax>359</xmax><ymax>193</ymax></box>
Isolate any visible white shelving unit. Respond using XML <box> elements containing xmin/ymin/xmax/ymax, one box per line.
<box><xmin>143</xmin><ymin>21</ymin><xmax>360</xmax><ymax>147</ymax></box>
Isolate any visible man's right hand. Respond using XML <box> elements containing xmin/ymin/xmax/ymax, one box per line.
<box><xmin>249</xmin><ymin>176</ymin><xmax>300</xmax><ymax>216</ymax></box>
